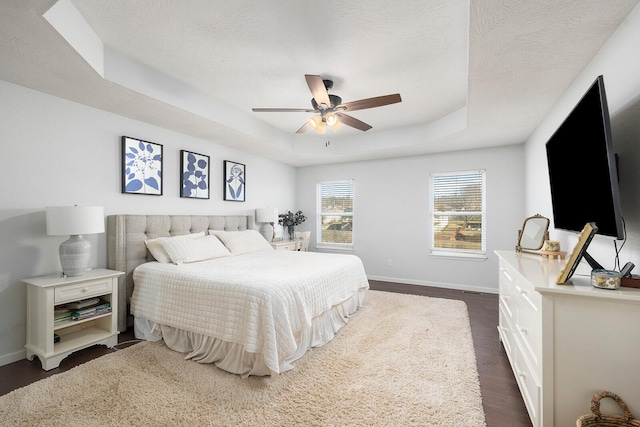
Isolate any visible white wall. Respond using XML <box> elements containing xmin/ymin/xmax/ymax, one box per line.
<box><xmin>296</xmin><ymin>144</ymin><xmax>525</xmax><ymax>293</ymax></box>
<box><xmin>525</xmin><ymin>3</ymin><xmax>640</xmax><ymax>273</ymax></box>
<box><xmin>0</xmin><ymin>81</ymin><xmax>297</xmax><ymax>365</ymax></box>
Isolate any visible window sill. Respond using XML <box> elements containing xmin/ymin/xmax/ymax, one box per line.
<box><xmin>429</xmin><ymin>251</ymin><xmax>487</xmax><ymax>261</ymax></box>
<box><xmin>315</xmin><ymin>244</ymin><xmax>354</xmax><ymax>252</ymax></box>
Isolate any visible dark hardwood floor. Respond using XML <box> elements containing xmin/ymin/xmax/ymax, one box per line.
<box><xmin>0</xmin><ymin>281</ymin><xmax>531</xmax><ymax>426</ymax></box>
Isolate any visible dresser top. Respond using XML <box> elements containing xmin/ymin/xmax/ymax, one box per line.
<box><xmin>495</xmin><ymin>250</ymin><xmax>640</xmax><ymax>302</ymax></box>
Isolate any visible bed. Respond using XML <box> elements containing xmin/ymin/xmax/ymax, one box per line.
<box><xmin>106</xmin><ymin>214</ymin><xmax>369</xmax><ymax>376</ymax></box>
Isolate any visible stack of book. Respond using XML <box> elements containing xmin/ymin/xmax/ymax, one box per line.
<box><xmin>54</xmin><ymin>307</ymin><xmax>73</xmax><ymax>323</ymax></box>
<box><xmin>55</xmin><ymin>297</ymin><xmax>112</xmax><ymax>322</ymax></box>
<box><xmin>71</xmin><ymin>300</ymin><xmax>111</xmax><ymax>320</ymax></box>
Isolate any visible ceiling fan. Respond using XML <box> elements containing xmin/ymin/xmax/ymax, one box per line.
<box><xmin>252</xmin><ymin>74</ymin><xmax>402</xmax><ymax>133</ymax></box>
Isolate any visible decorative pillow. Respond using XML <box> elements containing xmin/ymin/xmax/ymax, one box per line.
<box><xmin>145</xmin><ymin>231</ymin><xmax>205</xmax><ymax>263</ymax></box>
<box><xmin>157</xmin><ymin>235</ymin><xmax>231</xmax><ymax>265</ymax></box>
<box><xmin>213</xmin><ymin>230</ymin><xmax>274</xmax><ymax>255</ymax></box>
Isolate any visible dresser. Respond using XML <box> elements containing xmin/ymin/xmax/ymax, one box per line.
<box><xmin>496</xmin><ymin>251</ymin><xmax>640</xmax><ymax>427</ymax></box>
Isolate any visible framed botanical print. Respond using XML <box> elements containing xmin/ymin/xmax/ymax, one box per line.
<box><xmin>180</xmin><ymin>150</ymin><xmax>210</xmax><ymax>199</ymax></box>
<box><xmin>223</xmin><ymin>160</ymin><xmax>245</xmax><ymax>202</ymax></box>
<box><xmin>121</xmin><ymin>136</ymin><xmax>163</xmax><ymax>195</ymax></box>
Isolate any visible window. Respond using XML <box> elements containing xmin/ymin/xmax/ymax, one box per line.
<box><xmin>430</xmin><ymin>170</ymin><xmax>486</xmax><ymax>256</ymax></box>
<box><xmin>317</xmin><ymin>179</ymin><xmax>354</xmax><ymax>249</ymax></box>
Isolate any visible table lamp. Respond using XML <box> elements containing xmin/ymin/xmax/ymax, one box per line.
<box><xmin>255</xmin><ymin>207</ymin><xmax>278</xmax><ymax>242</ymax></box>
<box><xmin>45</xmin><ymin>206</ymin><xmax>105</xmax><ymax>277</ymax></box>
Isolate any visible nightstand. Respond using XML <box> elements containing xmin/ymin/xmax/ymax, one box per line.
<box><xmin>23</xmin><ymin>268</ymin><xmax>124</xmax><ymax>370</ymax></box>
<box><xmin>270</xmin><ymin>239</ymin><xmax>299</xmax><ymax>251</ymax></box>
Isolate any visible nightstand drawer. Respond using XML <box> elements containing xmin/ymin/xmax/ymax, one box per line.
<box><xmin>277</xmin><ymin>242</ymin><xmax>296</xmax><ymax>251</ymax></box>
<box><xmin>271</xmin><ymin>240</ymin><xmax>298</xmax><ymax>251</ymax></box>
<box><xmin>54</xmin><ymin>279</ymin><xmax>113</xmax><ymax>304</ymax></box>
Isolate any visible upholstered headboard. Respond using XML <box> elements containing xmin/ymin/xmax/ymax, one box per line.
<box><xmin>107</xmin><ymin>214</ymin><xmax>252</xmax><ymax>331</ymax></box>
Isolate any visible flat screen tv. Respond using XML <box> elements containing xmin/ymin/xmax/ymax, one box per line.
<box><xmin>545</xmin><ymin>75</ymin><xmax>624</xmax><ymax>241</ymax></box>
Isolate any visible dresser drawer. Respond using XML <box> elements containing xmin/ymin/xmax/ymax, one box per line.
<box><xmin>499</xmin><ymin>261</ymin><xmax>515</xmax><ymax>288</ymax></box>
<box><xmin>514</xmin><ymin>280</ymin><xmax>541</xmax><ymax>315</ymax></box>
<box><xmin>54</xmin><ymin>278</ymin><xmax>113</xmax><ymax>304</ymax></box>
<box><xmin>498</xmin><ymin>303</ymin><xmax>516</xmax><ymax>359</ymax></box>
<box><xmin>499</xmin><ymin>263</ymin><xmax>517</xmax><ymax>318</ymax></box>
<box><xmin>499</xmin><ymin>289</ymin><xmax>516</xmax><ymax>322</ymax></box>
<box><xmin>513</xmin><ymin>338</ymin><xmax>540</xmax><ymax>427</ymax></box>
<box><xmin>515</xmin><ymin>304</ymin><xmax>542</xmax><ymax>375</ymax></box>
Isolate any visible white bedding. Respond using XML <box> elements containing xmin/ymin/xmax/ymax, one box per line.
<box><xmin>131</xmin><ymin>250</ymin><xmax>369</xmax><ymax>375</ymax></box>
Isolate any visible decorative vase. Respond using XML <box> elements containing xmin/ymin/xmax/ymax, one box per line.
<box><xmin>287</xmin><ymin>225</ymin><xmax>296</xmax><ymax>240</ymax></box>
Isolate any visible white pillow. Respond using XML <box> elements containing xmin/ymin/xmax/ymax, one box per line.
<box><xmin>157</xmin><ymin>235</ymin><xmax>231</xmax><ymax>265</ymax></box>
<box><xmin>213</xmin><ymin>230</ymin><xmax>274</xmax><ymax>255</ymax></box>
<box><xmin>145</xmin><ymin>231</ymin><xmax>205</xmax><ymax>263</ymax></box>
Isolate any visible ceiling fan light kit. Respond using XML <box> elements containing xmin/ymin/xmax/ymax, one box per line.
<box><xmin>252</xmin><ymin>74</ymin><xmax>401</xmax><ymax>134</ymax></box>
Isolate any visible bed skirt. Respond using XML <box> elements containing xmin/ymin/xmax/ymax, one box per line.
<box><xmin>134</xmin><ymin>288</ymin><xmax>367</xmax><ymax>377</ymax></box>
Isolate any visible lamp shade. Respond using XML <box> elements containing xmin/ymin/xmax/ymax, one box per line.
<box><xmin>46</xmin><ymin>206</ymin><xmax>105</xmax><ymax>236</ymax></box>
<box><xmin>255</xmin><ymin>207</ymin><xmax>278</xmax><ymax>224</ymax></box>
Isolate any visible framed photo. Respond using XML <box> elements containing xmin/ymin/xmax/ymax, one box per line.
<box><xmin>121</xmin><ymin>136</ymin><xmax>163</xmax><ymax>195</ymax></box>
<box><xmin>556</xmin><ymin>222</ymin><xmax>598</xmax><ymax>284</ymax></box>
<box><xmin>273</xmin><ymin>224</ymin><xmax>284</xmax><ymax>241</ymax></box>
<box><xmin>180</xmin><ymin>150</ymin><xmax>210</xmax><ymax>199</ymax></box>
<box><xmin>223</xmin><ymin>160</ymin><xmax>245</xmax><ymax>202</ymax></box>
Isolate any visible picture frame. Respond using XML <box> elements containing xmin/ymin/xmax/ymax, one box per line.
<box><xmin>121</xmin><ymin>136</ymin><xmax>163</xmax><ymax>195</ymax></box>
<box><xmin>223</xmin><ymin>160</ymin><xmax>245</xmax><ymax>202</ymax></box>
<box><xmin>556</xmin><ymin>222</ymin><xmax>598</xmax><ymax>284</ymax></box>
<box><xmin>273</xmin><ymin>224</ymin><xmax>284</xmax><ymax>241</ymax></box>
<box><xmin>180</xmin><ymin>150</ymin><xmax>210</xmax><ymax>199</ymax></box>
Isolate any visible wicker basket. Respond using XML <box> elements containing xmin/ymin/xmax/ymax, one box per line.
<box><xmin>577</xmin><ymin>391</ymin><xmax>640</xmax><ymax>427</ymax></box>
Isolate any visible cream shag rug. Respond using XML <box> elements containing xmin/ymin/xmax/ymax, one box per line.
<box><xmin>1</xmin><ymin>290</ymin><xmax>486</xmax><ymax>426</ymax></box>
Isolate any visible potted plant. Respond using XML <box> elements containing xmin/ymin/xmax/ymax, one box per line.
<box><xmin>279</xmin><ymin>210</ymin><xmax>306</xmax><ymax>240</ymax></box>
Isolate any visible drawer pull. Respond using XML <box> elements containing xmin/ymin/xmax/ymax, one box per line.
<box><xmin>82</xmin><ymin>287</ymin><xmax>89</xmax><ymax>292</ymax></box>
<box><xmin>520</xmin><ymin>327</ymin><xmax>528</xmax><ymax>334</ymax></box>
<box><xmin>520</xmin><ymin>289</ymin><xmax>528</xmax><ymax>295</ymax></box>
<box><xmin>518</xmin><ymin>371</ymin><xmax>527</xmax><ymax>379</ymax></box>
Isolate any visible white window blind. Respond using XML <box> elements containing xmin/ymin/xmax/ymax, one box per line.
<box><xmin>430</xmin><ymin>170</ymin><xmax>486</xmax><ymax>256</ymax></box>
<box><xmin>316</xmin><ymin>179</ymin><xmax>354</xmax><ymax>249</ymax></box>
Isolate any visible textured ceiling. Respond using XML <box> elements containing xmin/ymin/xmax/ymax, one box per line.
<box><xmin>1</xmin><ymin>0</ymin><xmax>639</xmax><ymax>166</ymax></box>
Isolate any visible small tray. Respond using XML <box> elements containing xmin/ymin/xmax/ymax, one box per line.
<box><xmin>540</xmin><ymin>250</ymin><xmax>566</xmax><ymax>260</ymax></box>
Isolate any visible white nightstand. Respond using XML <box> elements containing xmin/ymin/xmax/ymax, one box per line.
<box><xmin>270</xmin><ymin>239</ymin><xmax>299</xmax><ymax>251</ymax></box>
<box><xmin>23</xmin><ymin>268</ymin><xmax>124</xmax><ymax>370</ymax></box>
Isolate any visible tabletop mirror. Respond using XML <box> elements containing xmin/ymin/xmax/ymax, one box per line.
<box><xmin>516</xmin><ymin>214</ymin><xmax>550</xmax><ymax>253</ymax></box>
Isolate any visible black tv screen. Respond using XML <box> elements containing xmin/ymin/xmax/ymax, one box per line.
<box><xmin>545</xmin><ymin>75</ymin><xmax>624</xmax><ymax>240</ymax></box>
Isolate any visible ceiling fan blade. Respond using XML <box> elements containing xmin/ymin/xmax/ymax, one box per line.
<box><xmin>296</xmin><ymin>122</ymin><xmax>311</xmax><ymax>133</ymax></box>
<box><xmin>339</xmin><ymin>94</ymin><xmax>402</xmax><ymax>112</ymax></box>
<box><xmin>335</xmin><ymin>112</ymin><xmax>372</xmax><ymax>131</ymax></box>
<box><xmin>305</xmin><ymin>74</ymin><xmax>331</xmax><ymax>109</ymax></box>
<box><xmin>252</xmin><ymin>108</ymin><xmax>315</xmax><ymax>112</ymax></box>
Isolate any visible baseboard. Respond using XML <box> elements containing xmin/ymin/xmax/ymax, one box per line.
<box><xmin>366</xmin><ymin>275</ymin><xmax>498</xmax><ymax>295</ymax></box>
<box><xmin>0</xmin><ymin>348</ymin><xmax>26</xmax><ymax>367</ymax></box>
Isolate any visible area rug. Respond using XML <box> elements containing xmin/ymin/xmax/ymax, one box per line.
<box><xmin>0</xmin><ymin>290</ymin><xmax>486</xmax><ymax>426</ymax></box>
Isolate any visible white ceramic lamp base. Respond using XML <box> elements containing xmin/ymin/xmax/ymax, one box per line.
<box><xmin>59</xmin><ymin>235</ymin><xmax>92</xmax><ymax>277</ymax></box>
<box><xmin>258</xmin><ymin>223</ymin><xmax>274</xmax><ymax>242</ymax></box>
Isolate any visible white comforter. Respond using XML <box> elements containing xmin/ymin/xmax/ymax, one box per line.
<box><xmin>131</xmin><ymin>250</ymin><xmax>369</xmax><ymax>374</ymax></box>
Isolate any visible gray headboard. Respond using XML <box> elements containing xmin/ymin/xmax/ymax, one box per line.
<box><xmin>107</xmin><ymin>214</ymin><xmax>251</xmax><ymax>331</ymax></box>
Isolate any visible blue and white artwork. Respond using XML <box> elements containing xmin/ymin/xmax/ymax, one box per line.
<box><xmin>224</xmin><ymin>160</ymin><xmax>245</xmax><ymax>202</ymax></box>
<box><xmin>181</xmin><ymin>150</ymin><xmax>209</xmax><ymax>199</ymax></box>
<box><xmin>122</xmin><ymin>136</ymin><xmax>163</xmax><ymax>195</ymax></box>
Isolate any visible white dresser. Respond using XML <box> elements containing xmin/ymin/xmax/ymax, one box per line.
<box><xmin>496</xmin><ymin>250</ymin><xmax>640</xmax><ymax>427</ymax></box>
